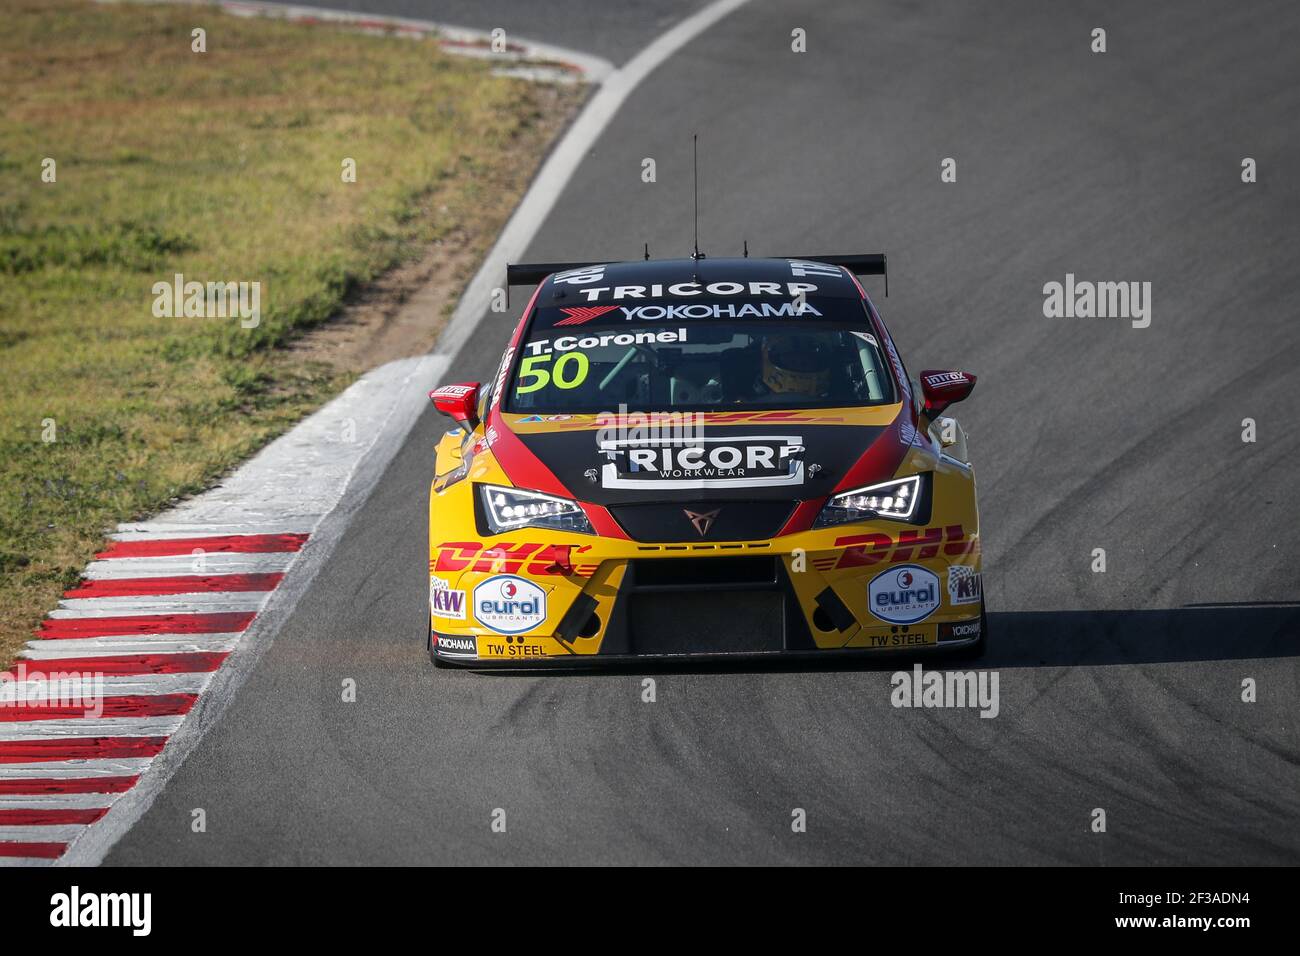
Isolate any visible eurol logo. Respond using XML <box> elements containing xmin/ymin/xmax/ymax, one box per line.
<box><xmin>473</xmin><ymin>575</ymin><xmax>546</xmax><ymax>635</ymax></box>
<box><xmin>868</xmin><ymin>564</ymin><xmax>940</xmax><ymax>624</ymax></box>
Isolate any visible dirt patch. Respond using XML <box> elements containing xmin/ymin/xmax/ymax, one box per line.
<box><xmin>284</xmin><ymin>235</ymin><xmax>474</xmax><ymax>373</ymax></box>
<box><xmin>289</xmin><ymin>84</ymin><xmax>587</xmax><ymax>375</ymax></box>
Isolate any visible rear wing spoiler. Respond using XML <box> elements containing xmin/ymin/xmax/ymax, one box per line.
<box><xmin>504</xmin><ymin>252</ymin><xmax>888</xmax><ymax>302</ymax></box>
<box><xmin>780</xmin><ymin>253</ymin><xmax>888</xmax><ymax>295</ymax></box>
<box><xmin>505</xmin><ymin>261</ymin><xmax>606</xmax><ymax>288</ymax></box>
<box><xmin>504</xmin><ymin>262</ymin><xmax>604</xmax><ymax>307</ymax></box>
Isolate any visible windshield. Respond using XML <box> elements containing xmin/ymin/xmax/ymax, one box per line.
<box><xmin>505</xmin><ymin>316</ymin><xmax>895</xmax><ymax>414</ymax></box>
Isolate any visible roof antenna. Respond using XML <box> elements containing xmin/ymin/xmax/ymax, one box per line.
<box><xmin>691</xmin><ymin>134</ymin><xmax>703</xmax><ymax>262</ymax></box>
<box><xmin>743</xmin><ymin>239</ymin><xmax>748</xmax><ymax>258</ymax></box>
<box><xmin>644</xmin><ymin>242</ymin><xmax>650</xmax><ymax>261</ymax></box>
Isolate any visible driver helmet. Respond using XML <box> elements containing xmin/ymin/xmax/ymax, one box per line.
<box><xmin>761</xmin><ymin>334</ymin><xmax>832</xmax><ymax>396</ymax></box>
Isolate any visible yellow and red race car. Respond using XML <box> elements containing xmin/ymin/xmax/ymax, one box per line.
<box><xmin>426</xmin><ymin>255</ymin><xmax>983</xmax><ymax>666</ymax></box>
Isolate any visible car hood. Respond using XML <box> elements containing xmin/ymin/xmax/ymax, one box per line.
<box><xmin>497</xmin><ymin>408</ymin><xmax>908</xmax><ymax>508</ymax></box>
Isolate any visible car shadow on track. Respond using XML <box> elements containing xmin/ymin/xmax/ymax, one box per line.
<box><xmin>463</xmin><ymin>603</ymin><xmax>1300</xmax><ymax>676</ymax></box>
<box><xmin>980</xmin><ymin>603</ymin><xmax>1300</xmax><ymax>669</ymax></box>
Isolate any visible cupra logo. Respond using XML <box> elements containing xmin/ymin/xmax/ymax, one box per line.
<box><xmin>685</xmin><ymin>508</ymin><xmax>720</xmax><ymax>536</ymax></box>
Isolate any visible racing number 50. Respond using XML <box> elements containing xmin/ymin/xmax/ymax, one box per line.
<box><xmin>515</xmin><ymin>352</ymin><xmax>589</xmax><ymax>393</ymax></box>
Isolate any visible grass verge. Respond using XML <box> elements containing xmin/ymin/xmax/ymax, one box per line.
<box><xmin>0</xmin><ymin>0</ymin><xmax>583</xmax><ymax>666</ymax></box>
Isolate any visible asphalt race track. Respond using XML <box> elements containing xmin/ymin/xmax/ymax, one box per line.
<box><xmin>106</xmin><ymin>0</ymin><xmax>1299</xmax><ymax>865</ymax></box>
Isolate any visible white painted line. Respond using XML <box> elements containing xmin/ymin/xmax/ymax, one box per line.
<box><xmin>0</xmin><ymin>760</ymin><xmax>153</xmax><ymax>778</ymax></box>
<box><xmin>0</xmin><ymin>825</ymin><xmax>88</xmax><ymax>842</ymax></box>
<box><xmin>83</xmin><ymin>553</ymin><xmax>295</xmax><ymax>578</ymax></box>
<box><xmin>110</xmin><ymin>522</ymin><xmax>315</xmax><ymax>540</ymax></box>
<box><xmin>52</xmin><ymin>593</ymin><xmax>269</xmax><ymax>616</ymax></box>
<box><xmin>22</xmin><ymin>637</ymin><xmax>239</xmax><ymax>658</ymax></box>
<box><xmin>0</xmin><ymin>793</ymin><xmax>122</xmax><ymax>811</ymax></box>
<box><xmin>0</xmin><ymin>717</ymin><xmax>184</xmax><ymax>741</ymax></box>
<box><xmin>0</xmin><ymin>674</ymin><xmax>211</xmax><ymax>699</ymax></box>
<box><xmin>111</xmin><ymin>355</ymin><xmax>440</xmax><ymax>535</ymax></box>
<box><xmin>26</xmin><ymin>631</ymin><xmax>241</xmax><ymax>648</ymax></box>
<box><xmin>57</xmin><ymin>0</ymin><xmax>755</xmax><ymax>867</ymax></box>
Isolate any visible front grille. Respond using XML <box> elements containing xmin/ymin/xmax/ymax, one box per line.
<box><xmin>628</xmin><ymin>590</ymin><xmax>785</xmax><ymax>655</ymax></box>
<box><xmin>630</xmin><ymin>556</ymin><xmax>777</xmax><ymax>590</ymax></box>
<box><xmin>609</xmin><ymin>500</ymin><xmax>796</xmax><ymax>542</ymax></box>
<box><xmin>596</xmin><ymin>556</ymin><xmax>817</xmax><ymax>657</ymax></box>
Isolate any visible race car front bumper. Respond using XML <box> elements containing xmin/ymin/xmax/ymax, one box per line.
<box><xmin>428</xmin><ymin>529</ymin><xmax>984</xmax><ymax>665</ymax></box>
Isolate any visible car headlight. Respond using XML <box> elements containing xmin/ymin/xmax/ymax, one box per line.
<box><xmin>479</xmin><ymin>483</ymin><xmax>593</xmax><ymax>534</ymax></box>
<box><xmin>813</xmin><ymin>474</ymin><xmax>923</xmax><ymax>527</ymax></box>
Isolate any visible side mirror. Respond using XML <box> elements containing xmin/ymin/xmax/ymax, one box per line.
<box><xmin>429</xmin><ymin>382</ymin><xmax>481</xmax><ymax>430</ymax></box>
<box><xmin>919</xmin><ymin>370</ymin><xmax>976</xmax><ymax>418</ymax></box>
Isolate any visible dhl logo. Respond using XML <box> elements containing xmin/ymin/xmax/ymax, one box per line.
<box><xmin>833</xmin><ymin>524</ymin><xmax>977</xmax><ymax>569</ymax></box>
<box><xmin>430</xmin><ymin>526</ymin><xmax>975</xmax><ymax>576</ymax></box>
<box><xmin>431</xmin><ymin>542</ymin><xmax>596</xmax><ymax>576</ymax></box>
<box><xmin>544</xmin><ymin>410</ymin><xmax>851</xmax><ymax>430</ymax></box>
<box><xmin>704</xmin><ymin>411</ymin><xmax>846</xmax><ymax>423</ymax></box>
